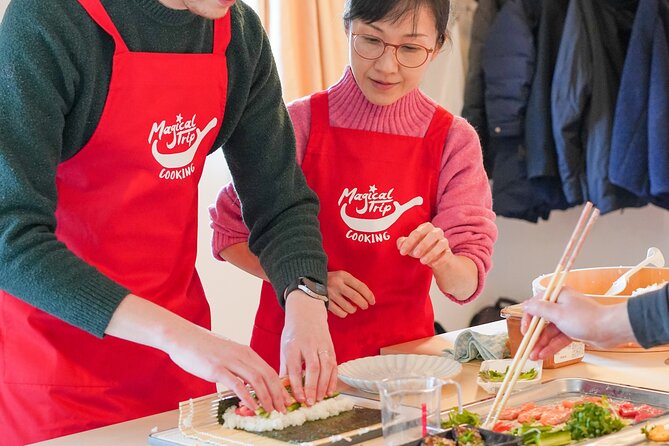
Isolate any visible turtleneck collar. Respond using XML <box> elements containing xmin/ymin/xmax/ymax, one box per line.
<box><xmin>327</xmin><ymin>67</ymin><xmax>437</xmax><ymax>137</ymax></box>
<box><xmin>129</xmin><ymin>0</ymin><xmax>200</xmax><ymax>26</ymax></box>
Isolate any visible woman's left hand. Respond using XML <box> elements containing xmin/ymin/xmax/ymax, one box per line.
<box><xmin>396</xmin><ymin>222</ymin><xmax>453</xmax><ymax>269</ymax></box>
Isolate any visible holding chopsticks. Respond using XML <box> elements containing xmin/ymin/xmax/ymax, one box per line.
<box><xmin>484</xmin><ymin>202</ymin><xmax>600</xmax><ymax>428</ymax></box>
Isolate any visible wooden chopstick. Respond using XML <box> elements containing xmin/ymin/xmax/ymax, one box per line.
<box><xmin>483</xmin><ymin>203</ymin><xmax>599</xmax><ymax>428</ymax></box>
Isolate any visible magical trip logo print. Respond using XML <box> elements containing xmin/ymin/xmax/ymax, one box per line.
<box><xmin>148</xmin><ymin>113</ymin><xmax>217</xmax><ymax>180</ymax></box>
<box><xmin>337</xmin><ymin>185</ymin><xmax>423</xmax><ymax>244</ymax></box>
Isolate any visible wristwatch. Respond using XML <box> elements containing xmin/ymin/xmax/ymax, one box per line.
<box><xmin>283</xmin><ymin>277</ymin><xmax>329</xmax><ymax>308</ymax></box>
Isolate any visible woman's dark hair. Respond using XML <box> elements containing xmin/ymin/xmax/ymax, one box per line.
<box><xmin>343</xmin><ymin>0</ymin><xmax>450</xmax><ymax>47</ymax></box>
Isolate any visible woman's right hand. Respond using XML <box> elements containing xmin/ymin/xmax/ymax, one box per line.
<box><xmin>327</xmin><ymin>270</ymin><xmax>375</xmax><ymax>318</ymax></box>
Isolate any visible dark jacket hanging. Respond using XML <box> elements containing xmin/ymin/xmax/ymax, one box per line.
<box><xmin>649</xmin><ymin>2</ymin><xmax>669</xmax><ymax>207</ymax></box>
<box><xmin>609</xmin><ymin>0</ymin><xmax>669</xmax><ymax>209</ymax></box>
<box><xmin>482</xmin><ymin>0</ymin><xmax>571</xmax><ymax>222</ymax></box>
<box><xmin>482</xmin><ymin>0</ymin><xmax>546</xmax><ymax>222</ymax></box>
<box><xmin>462</xmin><ymin>0</ymin><xmax>508</xmax><ymax>174</ymax></box>
<box><xmin>551</xmin><ymin>0</ymin><xmax>644</xmax><ymax>214</ymax></box>
<box><xmin>524</xmin><ymin>0</ymin><xmax>570</xmax><ymax>215</ymax></box>
<box><xmin>525</xmin><ymin>0</ymin><xmax>569</xmax><ymax>180</ymax></box>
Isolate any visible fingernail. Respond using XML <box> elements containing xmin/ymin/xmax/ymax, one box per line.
<box><xmin>307</xmin><ymin>398</ymin><xmax>314</xmax><ymax>406</ymax></box>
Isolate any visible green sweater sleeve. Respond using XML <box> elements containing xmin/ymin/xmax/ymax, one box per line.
<box><xmin>218</xmin><ymin>8</ymin><xmax>327</xmax><ymax>298</ymax></box>
<box><xmin>0</xmin><ymin>0</ymin><xmax>130</xmax><ymax>337</ymax></box>
<box><xmin>0</xmin><ymin>0</ymin><xmax>327</xmax><ymax>337</ymax></box>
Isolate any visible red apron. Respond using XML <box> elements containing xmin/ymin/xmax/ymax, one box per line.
<box><xmin>250</xmin><ymin>92</ymin><xmax>453</xmax><ymax>368</ymax></box>
<box><xmin>0</xmin><ymin>1</ymin><xmax>229</xmax><ymax>444</ymax></box>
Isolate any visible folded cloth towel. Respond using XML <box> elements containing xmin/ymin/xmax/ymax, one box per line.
<box><xmin>443</xmin><ymin>330</ymin><xmax>510</xmax><ymax>362</ymax></box>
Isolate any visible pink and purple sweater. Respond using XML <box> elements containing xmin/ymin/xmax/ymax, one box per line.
<box><xmin>210</xmin><ymin>67</ymin><xmax>497</xmax><ymax>302</ymax></box>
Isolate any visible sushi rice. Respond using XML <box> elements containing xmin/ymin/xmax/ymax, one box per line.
<box><xmin>222</xmin><ymin>395</ymin><xmax>355</xmax><ymax>432</ymax></box>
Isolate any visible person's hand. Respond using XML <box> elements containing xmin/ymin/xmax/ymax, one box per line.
<box><xmin>521</xmin><ymin>288</ymin><xmax>635</xmax><ymax>360</ymax></box>
<box><xmin>397</xmin><ymin>222</ymin><xmax>454</xmax><ymax>269</ymax></box>
<box><xmin>280</xmin><ymin>291</ymin><xmax>338</xmax><ymax>406</ymax></box>
<box><xmin>165</xmin><ymin>324</ymin><xmax>292</xmax><ymax>414</ymax></box>
<box><xmin>106</xmin><ymin>294</ymin><xmax>291</xmax><ymax>414</ymax></box>
<box><xmin>327</xmin><ymin>270</ymin><xmax>375</xmax><ymax>318</ymax></box>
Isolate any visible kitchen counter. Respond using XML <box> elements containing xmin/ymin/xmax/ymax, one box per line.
<box><xmin>30</xmin><ymin>321</ymin><xmax>669</xmax><ymax>446</ymax></box>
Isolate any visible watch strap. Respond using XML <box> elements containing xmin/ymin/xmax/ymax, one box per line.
<box><xmin>282</xmin><ymin>277</ymin><xmax>328</xmax><ymax>309</ymax></box>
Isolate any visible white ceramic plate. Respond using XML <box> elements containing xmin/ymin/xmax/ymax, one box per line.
<box><xmin>476</xmin><ymin>358</ymin><xmax>542</xmax><ymax>394</ymax></box>
<box><xmin>338</xmin><ymin>354</ymin><xmax>462</xmax><ymax>394</ymax></box>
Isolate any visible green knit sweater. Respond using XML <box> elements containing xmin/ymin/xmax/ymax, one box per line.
<box><xmin>0</xmin><ymin>0</ymin><xmax>327</xmax><ymax>337</ymax></box>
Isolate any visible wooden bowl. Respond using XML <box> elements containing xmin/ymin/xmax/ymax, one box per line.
<box><xmin>532</xmin><ymin>267</ymin><xmax>669</xmax><ymax>303</ymax></box>
<box><xmin>530</xmin><ymin>267</ymin><xmax>669</xmax><ymax>351</ymax></box>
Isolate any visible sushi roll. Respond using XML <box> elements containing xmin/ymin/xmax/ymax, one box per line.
<box><xmin>217</xmin><ymin>378</ymin><xmax>355</xmax><ymax>432</ymax></box>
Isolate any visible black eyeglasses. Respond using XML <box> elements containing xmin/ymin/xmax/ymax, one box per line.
<box><xmin>351</xmin><ymin>33</ymin><xmax>435</xmax><ymax>68</ymax></box>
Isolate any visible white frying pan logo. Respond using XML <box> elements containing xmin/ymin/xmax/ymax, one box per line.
<box><xmin>338</xmin><ymin>185</ymin><xmax>422</xmax><ymax>233</ymax></box>
<box><xmin>149</xmin><ymin>114</ymin><xmax>218</xmax><ymax>169</ymax></box>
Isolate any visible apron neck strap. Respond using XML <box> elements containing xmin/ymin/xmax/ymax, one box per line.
<box><xmin>77</xmin><ymin>0</ymin><xmax>232</xmax><ymax>56</ymax></box>
<box><xmin>310</xmin><ymin>91</ymin><xmax>330</xmax><ymax>129</ymax></box>
<box><xmin>424</xmin><ymin>106</ymin><xmax>454</xmax><ymax>143</ymax></box>
<box><xmin>213</xmin><ymin>13</ymin><xmax>232</xmax><ymax>55</ymax></box>
<box><xmin>76</xmin><ymin>0</ymin><xmax>129</xmax><ymax>53</ymax></box>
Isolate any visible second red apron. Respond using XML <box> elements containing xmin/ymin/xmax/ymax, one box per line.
<box><xmin>251</xmin><ymin>92</ymin><xmax>453</xmax><ymax>368</ymax></box>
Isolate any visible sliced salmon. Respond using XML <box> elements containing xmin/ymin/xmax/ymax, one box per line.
<box><xmin>517</xmin><ymin>406</ymin><xmax>548</xmax><ymax>424</ymax></box>
<box><xmin>539</xmin><ymin>406</ymin><xmax>572</xmax><ymax>425</ymax></box>
<box><xmin>498</xmin><ymin>406</ymin><xmax>523</xmax><ymax>420</ymax></box>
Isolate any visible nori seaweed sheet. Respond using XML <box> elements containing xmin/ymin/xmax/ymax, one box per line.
<box><xmin>217</xmin><ymin>397</ymin><xmax>381</xmax><ymax>444</ymax></box>
<box><xmin>255</xmin><ymin>407</ymin><xmax>381</xmax><ymax>443</ymax></box>
<box><xmin>217</xmin><ymin>396</ymin><xmax>241</xmax><ymax>424</ymax></box>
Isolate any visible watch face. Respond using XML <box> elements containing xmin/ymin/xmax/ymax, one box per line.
<box><xmin>303</xmin><ymin>277</ymin><xmax>327</xmax><ymax>296</ymax></box>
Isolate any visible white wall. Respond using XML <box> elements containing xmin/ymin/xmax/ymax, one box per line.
<box><xmin>0</xmin><ymin>0</ymin><xmax>8</xmax><ymax>18</ymax></box>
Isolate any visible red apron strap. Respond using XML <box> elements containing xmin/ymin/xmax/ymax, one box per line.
<box><xmin>213</xmin><ymin>13</ymin><xmax>232</xmax><ymax>55</ymax></box>
<box><xmin>310</xmin><ymin>91</ymin><xmax>330</xmax><ymax>130</ymax></box>
<box><xmin>424</xmin><ymin>106</ymin><xmax>454</xmax><ymax>145</ymax></box>
<box><xmin>422</xmin><ymin>107</ymin><xmax>453</xmax><ymax>210</ymax></box>
<box><xmin>77</xmin><ymin>0</ymin><xmax>129</xmax><ymax>54</ymax></box>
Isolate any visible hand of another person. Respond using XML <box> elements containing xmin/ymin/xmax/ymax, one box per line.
<box><xmin>521</xmin><ymin>288</ymin><xmax>634</xmax><ymax>360</ymax></box>
<box><xmin>280</xmin><ymin>291</ymin><xmax>338</xmax><ymax>406</ymax></box>
<box><xmin>397</xmin><ymin>222</ymin><xmax>454</xmax><ymax>269</ymax></box>
<box><xmin>327</xmin><ymin>270</ymin><xmax>375</xmax><ymax>318</ymax></box>
<box><xmin>166</xmin><ymin>325</ymin><xmax>292</xmax><ymax>414</ymax></box>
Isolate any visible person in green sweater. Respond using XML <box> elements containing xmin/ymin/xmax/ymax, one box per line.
<box><xmin>0</xmin><ymin>0</ymin><xmax>335</xmax><ymax>444</ymax></box>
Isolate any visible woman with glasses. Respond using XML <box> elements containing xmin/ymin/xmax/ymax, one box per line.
<box><xmin>211</xmin><ymin>0</ymin><xmax>497</xmax><ymax>374</ymax></box>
